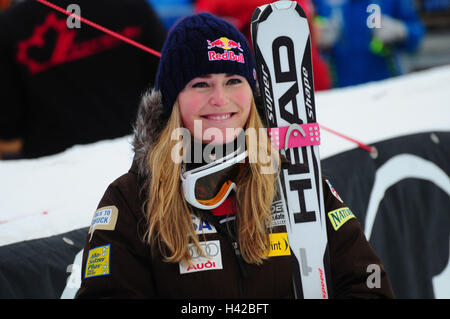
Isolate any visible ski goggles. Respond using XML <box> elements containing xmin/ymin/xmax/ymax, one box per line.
<box><xmin>181</xmin><ymin>146</ymin><xmax>248</xmax><ymax>210</ymax></box>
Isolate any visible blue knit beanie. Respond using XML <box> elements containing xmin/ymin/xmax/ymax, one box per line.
<box><xmin>155</xmin><ymin>13</ymin><xmax>257</xmax><ymax>116</ymax></box>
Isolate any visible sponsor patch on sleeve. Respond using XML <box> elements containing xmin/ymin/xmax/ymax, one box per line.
<box><xmin>265</xmin><ymin>232</ymin><xmax>291</xmax><ymax>257</ymax></box>
<box><xmin>327</xmin><ymin>207</ymin><xmax>356</xmax><ymax>231</ymax></box>
<box><xmin>84</xmin><ymin>244</ymin><xmax>110</xmax><ymax>279</ymax></box>
<box><xmin>88</xmin><ymin>206</ymin><xmax>118</xmax><ymax>241</ymax></box>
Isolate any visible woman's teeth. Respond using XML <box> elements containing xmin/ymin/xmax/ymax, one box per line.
<box><xmin>205</xmin><ymin>113</ymin><xmax>232</xmax><ymax>121</ymax></box>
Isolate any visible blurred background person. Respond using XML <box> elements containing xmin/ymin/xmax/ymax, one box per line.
<box><xmin>0</xmin><ymin>0</ymin><xmax>166</xmax><ymax>159</ymax></box>
<box><xmin>194</xmin><ymin>0</ymin><xmax>332</xmax><ymax>91</ymax></box>
<box><xmin>312</xmin><ymin>0</ymin><xmax>425</xmax><ymax>88</ymax></box>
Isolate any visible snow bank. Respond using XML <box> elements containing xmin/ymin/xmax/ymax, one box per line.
<box><xmin>0</xmin><ymin>136</ymin><xmax>133</xmax><ymax>246</ymax></box>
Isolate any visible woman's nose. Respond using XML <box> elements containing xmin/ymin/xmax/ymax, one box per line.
<box><xmin>209</xmin><ymin>85</ymin><xmax>228</xmax><ymax>106</ymax></box>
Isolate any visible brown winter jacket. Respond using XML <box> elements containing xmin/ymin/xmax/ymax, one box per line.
<box><xmin>75</xmin><ymin>90</ymin><xmax>394</xmax><ymax>299</ymax></box>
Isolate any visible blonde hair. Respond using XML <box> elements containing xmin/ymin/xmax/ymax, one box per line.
<box><xmin>144</xmin><ymin>99</ymin><xmax>280</xmax><ymax>265</ymax></box>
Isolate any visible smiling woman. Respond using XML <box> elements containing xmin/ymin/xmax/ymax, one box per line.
<box><xmin>141</xmin><ymin>14</ymin><xmax>277</xmax><ymax>261</ymax></box>
<box><xmin>76</xmin><ymin>12</ymin><xmax>394</xmax><ymax>299</ymax></box>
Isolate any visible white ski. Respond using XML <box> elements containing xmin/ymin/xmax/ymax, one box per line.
<box><xmin>251</xmin><ymin>0</ymin><xmax>330</xmax><ymax>299</ymax></box>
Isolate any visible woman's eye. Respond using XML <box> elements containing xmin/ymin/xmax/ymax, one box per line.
<box><xmin>191</xmin><ymin>81</ymin><xmax>209</xmax><ymax>88</ymax></box>
<box><xmin>227</xmin><ymin>78</ymin><xmax>242</xmax><ymax>85</ymax></box>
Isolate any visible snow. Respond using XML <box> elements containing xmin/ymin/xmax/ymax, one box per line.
<box><xmin>0</xmin><ymin>136</ymin><xmax>134</xmax><ymax>246</ymax></box>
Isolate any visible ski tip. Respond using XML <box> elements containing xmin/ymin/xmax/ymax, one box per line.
<box><xmin>272</xmin><ymin>1</ymin><xmax>294</xmax><ymax>10</ymax></box>
<box><xmin>252</xmin><ymin>1</ymin><xmax>307</xmax><ymax>23</ymax></box>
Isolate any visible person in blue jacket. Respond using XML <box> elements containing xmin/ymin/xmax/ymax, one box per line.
<box><xmin>312</xmin><ymin>0</ymin><xmax>425</xmax><ymax>87</ymax></box>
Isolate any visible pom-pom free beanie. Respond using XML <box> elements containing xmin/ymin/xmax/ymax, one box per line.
<box><xmin>155</xmin><ymin>13</ymin><xmax>257</xmax><ymax>116</ymax></box>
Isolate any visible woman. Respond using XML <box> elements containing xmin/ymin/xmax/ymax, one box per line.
<box><xmin>76</xmin><ymin>13</ymin><xmax>394</xmax><ymax>298</ymax></box>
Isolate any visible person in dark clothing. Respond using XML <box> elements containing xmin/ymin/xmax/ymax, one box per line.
<box><xmin>76</xmin><ymin>13</ymin><xmax>394</xmax><ymax>299</ymax></box>
<box><xmin>0</xmin><ymin>0</ymin><xmax>166</xmax><ymax>159</ymax></box>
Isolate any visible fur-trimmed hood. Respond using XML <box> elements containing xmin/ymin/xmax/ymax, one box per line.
<box><xmin>131</xmin><ymin>88</ymin><xmax>168</xmax><ymax>178</ymax></box>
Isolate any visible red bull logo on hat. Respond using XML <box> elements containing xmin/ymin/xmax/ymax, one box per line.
<box><xmin>207</xmin><ymin>37</ymin><xmax>243</xmax><ymax>51</ymax></box>
<box><xmin>207</xmin><ymin>37</ymin><xmax>245</xmax><ymax>64</ymax></box>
